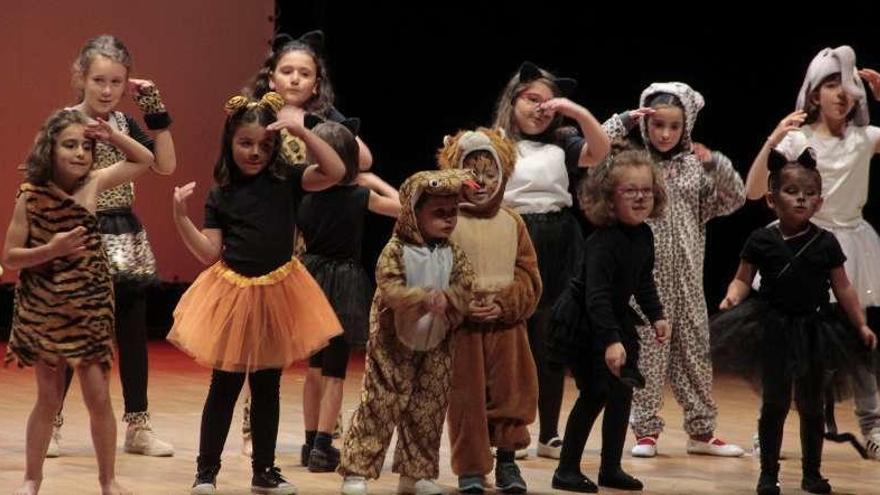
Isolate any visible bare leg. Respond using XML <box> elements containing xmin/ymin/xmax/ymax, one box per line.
<box><xmin>318</xmin><ymin>377</ymin><xmax>344</xmax><ymax>433</ymax></box>
<box><xmin>303</xmin><ymin>367</ymin><xmax>322</xmax><ymax>432</ymax></box>
<box><xmin>76</xmin><ymin>363</ymin><xmax>130</xmax><ymax>495</ymax></box>
<box><xmin>17</xmin><ymin>361</ymin><xmax>66</xmax><ymax>494</ymax></box>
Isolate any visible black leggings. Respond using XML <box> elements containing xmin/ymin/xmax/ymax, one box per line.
<box><xmin>558</xmin><ymin>356</ymin><xmax>633</xmax><ymax>474</ymax></box>
<box><xmin>198</xmin><ymin>368</ymin><xmax>282</xmax><ymax>472</ymax></box>
<box><xmin>62</xmin><ymin>282</ymin><xmax>149</xmax><ymax>414</ymax></box>
<box><xmin>758</xmin><ymin>331</ymin><xmax>825</xmax><ymax>475</ymax></box>
<box><xmin>308</xmin><ymin>335</ymin><xmax>350</xmax><ymax>379</ymax></box>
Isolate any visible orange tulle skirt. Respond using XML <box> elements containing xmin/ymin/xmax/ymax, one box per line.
<box><xmin>167</xmin><ymin>258</ymin><xmax>342</xmax><ymax>372</ymax></box>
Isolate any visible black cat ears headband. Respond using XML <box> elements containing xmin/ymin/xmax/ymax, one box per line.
<box><xmin>518</xmin><ymin>61</ymin><xmax>577</xmax><ymax>97</ymax></box>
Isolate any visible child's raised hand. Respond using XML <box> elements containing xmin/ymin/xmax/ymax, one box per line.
<box><xmin>84</xmin><ymin>118</ymin><xmax>114</xmax><ymax>142</ymax></box>
<box><xmin>605</xmin><ymin>342</ymin><xmax>627</xmax><ymax>377</ymax></box>
<box><xmin>267</xmin><ymin>112</ymin><xmax>305</xmax><ymax>136</ymax></box>
<box><xmin>537</xmin><ymin>97</ymin><xmax>578</xmax><ymax>119</ymax></box>
<box><xmin>173</xmin><ymin>181</ymin><xmax>197</xmax><ymax>217</ymax></box>
<box><xmin>628</xmin><ymin>107</ymin><xmax>656</xmax><ymax>121</ymax></box>
<box><xmin>127</xmin><ymin>78</ymin><xmax>155</xmax><ymax>95</ymax></box>
<box><xmin>858</xmin><ymin>68</ymin><xmax>880</xmax><ymax>101</ymax></box>
<box><xmin>48</xmin><ymin>226</ymin><xmax>88</xmax><ymax>258</ymax></box>
<box><xmin>692</xmin><ymin>142</ymin><xmax>713</xmax><ymax>164</ymax></box>
<box><xmin>860</xmin><ymin>325</ymin><xmax>878</xmax><ymax>350</ymax></box>
<box><xmin>768</xmin><ymin>111</ymin><xmax>807</xmax><ymax>147</ymax></box>
<box><xmin>653</xmin><ymin>319</ymin><xmax>671</xmax><ymax>344</ymax></box>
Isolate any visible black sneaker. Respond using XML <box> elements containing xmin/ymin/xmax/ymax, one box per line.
<box><xmin>801</xmin><ymin>473</ymin><xmax>831</xmax><ymax>494</ymax></box>
<box><xmin>191</xmin><ymin>465</ymin><xmax>219</xmax><ymax>495</ymax></box>
<box><xmin>552</xmin><ymin>469</ymin><xmax>597</xmax><ymax>493</ymax></box>
<box><xmin>252</xmin><ymin>466</ymin><xmax>297</xmax><ymax>494</ymax></box>
<box><xmin>756</xmin><ymin>470</ymin><xmax>780</xmax><ymax>495</ymax></box>
<box><xmin>307</xmin><ymin>444</ymin><xmax>340</xmax><ymax>473</ymax></box>
<box><xmin>495</xmin><ymin>461</ymin><xmax>526</xmax><ymax>493</ymax></box>
<box><xmin>458</xmin><ymin>474</ymin><xmax>485</xmax><ymax>494</ymax></box>
<box><xmin>598</xmin><ymin>467</ymin><xmax>643</xmax><ymax>491</ymax></box>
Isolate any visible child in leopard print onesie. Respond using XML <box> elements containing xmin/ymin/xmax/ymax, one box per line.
<box><xmin>602</xmin><ymin>82</ymin><xmax>746</xmax><ymax>457</ymax></box>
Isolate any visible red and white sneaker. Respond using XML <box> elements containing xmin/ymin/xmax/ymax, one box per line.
<box><xmin>686</xmin><ymin>437</ymin><xmax>744</xmax><ymax>457</ymax></box>
<box><xmin>630</xmin><ymin>436</ymin><xmax>658</xmax><ymax>457</ymax></box>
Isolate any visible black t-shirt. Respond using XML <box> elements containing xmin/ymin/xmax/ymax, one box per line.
<box><xmin>741</xmin><ymin>223</ymin><xmax>846</xmax><ymax>314</ymax></box>
<box><xmin>204</xmin><ymin>167</ymin><xmax>305</xmax><ymax>277</ymax></box>
<box><xmin>582</xmin><ymin>222</ymin><xmax>663</xmax><ymax>348</ymax></box>
<box><xmin>297</xmin><ymin>184</ymin><xmax>370</xmax><ymax>261</ymax></box>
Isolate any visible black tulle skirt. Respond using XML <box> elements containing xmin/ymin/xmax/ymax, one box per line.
<box><xmin>301</xmin><ymin>253</ymin><xmax>373</xmax><ymax>347</ymax></box>
<box><xmin>710</xmin><ymin>297</ymin><xmax>872</xmax><ymax>401</ymax></box>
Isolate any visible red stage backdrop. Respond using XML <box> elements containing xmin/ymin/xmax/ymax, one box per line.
<box><xmin>0</xmin><ymin>0</ymin><xmax>274</xmax><ymax>283</ymax></box>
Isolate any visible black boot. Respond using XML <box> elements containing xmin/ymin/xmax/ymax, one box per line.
<box><xmin>801</xmin><ymin>414</ymin><xmax>831</xmax><ymax>494</ymax></box>
<box><xmin>755</xmin><ymin>468</ymin><xmax>780</xmax><ymax>495</ymax></box>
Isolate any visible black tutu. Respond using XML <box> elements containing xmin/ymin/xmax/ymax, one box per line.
<box><xmin>301</xmin><ymin>253</ymin><xmax>372</xmax><ymax>347</ymax></box>
<box><xmin>521</xmin><ymin>209</ymin><xmax>584</xmax><ymax>308</ymax></box>
<box><xmin>710</xmin><ymin>297</ymin><xmax>871</xmax><ymax>401</ymax></box>
<box><xmin>97</xmin><ymin>207</ymin><xmax>158</xmax><ymax>286</ymax></box>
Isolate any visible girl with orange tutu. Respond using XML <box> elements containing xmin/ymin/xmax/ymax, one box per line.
<box><xmin>167</xmin><ymin>92</ymin><xmax>345</xmax><ymax>495</ymax></box>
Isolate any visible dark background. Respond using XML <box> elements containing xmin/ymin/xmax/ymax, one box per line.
<box><xmin>3</xmin><ymin>4</ymin><xmax>880</xmax><ymax>337</ymax></box>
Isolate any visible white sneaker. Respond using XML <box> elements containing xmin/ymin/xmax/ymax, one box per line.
<box><xmin>536</xmin><ymin>436</ymin><xmax>562</xmax><ymax>459</ymax></box>
<box><xmin>123</xmin><ymin>412</ymin><xmax>174</xmax><ymax>457</ymax></box>
<box><xmin>341</xmin><ymin>476</ymin><xmax>367</xmax><ymax>495</ymax></box>
<box><xmin>752</xmin><ymin>433</ymin><xmax>760</xmax><ymax>456</ymax></box>
<box><xmin>631</xmin><ymin>436</ymin><xmax>658</xmax><ymax>457</ymax></box>
<box><xmin>397</xmin><ymin>476</ymin><xmax>442</xmax><ymax>495</ymax></box>
<box><xmin>45</xmin><ymin>425</ymin><xmax>61</xmax><ymax>458</ymax></box>
<box><xmin>686</xmin><ymin>437</ymin><xmax>744</xmax><ymax>457</ymax></box>
<box><xmin>866</xmin><ymin>429</ymin><xmax>880</xmax><ymax>460</ymax></box>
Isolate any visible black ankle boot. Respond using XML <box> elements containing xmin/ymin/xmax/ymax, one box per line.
<box><xmin>801</xmin><ymin>472</ymin><xmax>831</xmax><ymax>494</ymax></box>
<box><xmin>598</xmin><ymin>467</ymin><xmax>643</xmax><ymax>491</ymax></box>
<box><xmin>755</xmin><ymin>469</ymin><xmax>780</xmax><ymax>495</ymax></box>
<box><xmin>552</xmin><ymin>468</ymin><xmax>597</xmax><ymax>493</ymax></box>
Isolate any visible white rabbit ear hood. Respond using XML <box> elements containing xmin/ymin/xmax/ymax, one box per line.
<box><xmin>796</xmin><ymin>45</ymin><xmax>869</xmax><ymax>126</ymax></box>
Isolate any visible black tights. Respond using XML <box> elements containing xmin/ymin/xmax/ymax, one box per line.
<box><xmin>558</xmin><ymin>358</ymin><xmax>633</xmax><ymax>474</ymax></box>
<box><xmin>197</xmin><ymin>368</ymin><xmax>282</xmax><ymax>472</ymax></box>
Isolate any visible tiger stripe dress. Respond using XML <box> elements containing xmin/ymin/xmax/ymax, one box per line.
<box><xmin>4</xmin><ymin>182</ymin><xmax>115</xmax><ymax>369</ymax></box>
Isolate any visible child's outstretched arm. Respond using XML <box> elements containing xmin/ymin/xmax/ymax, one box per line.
<box><xmin>744</xmin><ymin>110</ymin><xmax>807</xmax><ymax>200</ymax></box>
<box><xmin>172</xmin><ymin>182</ymin><xmax>222</xmax><ymax>265</ymax></box>
<box><xmin>720</xmin><ymin>260</ymin><xmax>756</xmax><ymax>310</ymax></box>
<box><xmin>830</xmin><ymin>265</ymin><xmax>879</xmax><ymax>349</ymax></box>
<box><xmin>1</xmin><ymin>195</ymin><xmax>87</xmax><ymax>270</ymax></box>
<box><xmin>88</xmin><ymin>118</ymin><xmax>155</xmax><ymax>192</ymax></box>
<box><xmin>268</xmin><ymin>117</ymin><xmax>345</xmax><ymax>191</ymax></box>
<box><xmin>130</xmin><ymin>79</ymin><xmax>177</xmax><ymax>175</ymax></box>
<box><xmin>359</xmin><ymin>172</ymin><xmax>401</xmax><ymax>218</ymax></box>
<box><xmin>539</xmin><ymin>98</ymin><xmax>610</xmax><ymax>167</ymax></box>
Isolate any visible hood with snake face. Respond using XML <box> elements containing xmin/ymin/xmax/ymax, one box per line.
<box><xmin>436</xmin><ymin>127</ymin><xmax>516</xmax><ymax>217</ymax></box>
<box><xmin>395</xmin><ymin>169</ymin><xmax>475</xmax><ymax>246</ymax></box>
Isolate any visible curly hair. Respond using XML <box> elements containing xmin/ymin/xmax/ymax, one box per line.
<box><xmin>248</xmin><ymin>38</ymin><xmax>334</xmax><ymax>116</ymax></box>
<box><xmin>579</xmin><ymin>141</ymin><xmax>667</xmax><ymax>227</ymax></box>
<box><xmin>25</xmin><ymin>109</ymin><xmax>93</xmax><ymax>185</ymax></box>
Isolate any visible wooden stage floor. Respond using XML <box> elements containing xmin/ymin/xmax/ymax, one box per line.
<box><xmin>1</xmin><ymin>342</ymin><xmax>878</xmax><ymax>494</ymax></box>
